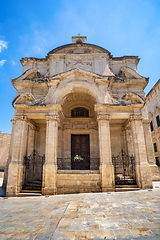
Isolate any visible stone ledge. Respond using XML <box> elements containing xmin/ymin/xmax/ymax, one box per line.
<box><xmin>57</xmin><ymin>170</ymin><xmax>100</xmax><ymax>174</ymax></box>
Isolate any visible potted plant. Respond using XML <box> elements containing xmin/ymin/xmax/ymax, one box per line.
<box><xmin>72</xmin><ymin>155</ymin><xmax>84</xmax><ymax>162</ymax></box>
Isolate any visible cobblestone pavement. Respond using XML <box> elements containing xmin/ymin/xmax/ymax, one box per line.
<box><xmin>0</xmin><ymin>181</ymin><xmax>160</xmax><ymax>239</ymax></box>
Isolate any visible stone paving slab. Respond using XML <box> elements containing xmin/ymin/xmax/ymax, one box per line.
<box><xmin>0</xmin><ymin>181</ymin><xmax>160</xmax><ymax>239</ymax></box>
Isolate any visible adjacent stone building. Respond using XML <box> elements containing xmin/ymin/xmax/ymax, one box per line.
<box><xmin>5</xmin><ymin>35</ymin><xmax>158</xmax><ymax>196</ymax></box>
<box><xmin>0</xmin><ymin>132</ymin><xmax>11</xmax><ymax>178</ymax></box>
<box><xmin>146</xmin><ymin>79</ymin><xmax>160</xmax><ymax>171</ymax></box>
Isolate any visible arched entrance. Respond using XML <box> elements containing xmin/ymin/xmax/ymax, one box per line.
<box><xmin>57</xmin><ymin>87</ymin><xmax>100</xmax><ymax>171</ymax></box>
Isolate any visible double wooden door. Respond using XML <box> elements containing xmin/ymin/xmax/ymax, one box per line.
<box><xmin>71</xmin><ymin>134</ymin><xmax>90</xmax><ymax>170</ymax></box>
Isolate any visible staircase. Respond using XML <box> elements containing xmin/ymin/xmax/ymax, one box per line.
<box><xmin>22</xmin><ymin>180</ymin><xmax>42</xmax><ymax>190</ymax></box>
<box><xmin>19</xmin><ymin>179</ymin><xmax>42</xmax><ymax>196</ymax></box>
<box><xmin>115</xmin><ymin>174</ymin><xmax>140</xmax><ymax>192</ymax></box>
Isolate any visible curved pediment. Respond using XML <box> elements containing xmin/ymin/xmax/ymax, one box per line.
<box><xmin>47</xmin><ymin>43</ymin><xmax>111</xmax><ymax>55</ymax></box>
<box><xmin>119</xmin><ymin>66</ymin><xmax>145</xmax><ymax>79</ymax></box>
<box><xmin>12</xmin><ymin>93</ymin><xmax>35</xmax><ymax>107</ymax></box>
<box><xmin>12</xmin><ymin>68</ymin><xmax>42</xmax><ymax>82</ymax></box>
<box><xmin>122</xmin><ymin>92</ymin><xmax>145</xmax><ymax>105</ymax></box>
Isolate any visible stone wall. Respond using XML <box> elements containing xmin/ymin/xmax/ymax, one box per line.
<box><xmin>57</xmin><ymin>170</ymin><xmax>100</xmax><ymax>194</ymax></box>
<box><xmin>146</xmin><ymin>79</ymin><xmax>160</xmax><ymax>179</ymax></box>
<box><xmin>0</xmin><ymin>132</ymin><xmax>11</xmax><ymax>168</ymax></box>
<box><xmin>0</xmin><ymin>132</ymin><xmax>11</xmax><ymax>177</ymax></box>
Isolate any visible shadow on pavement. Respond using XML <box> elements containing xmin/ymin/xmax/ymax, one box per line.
<box><xmin>0</xmin><ymin>178</ymin><xmax>6</xmax><ymax>197</ymax></box>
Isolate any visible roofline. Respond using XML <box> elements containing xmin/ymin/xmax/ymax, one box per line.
<box><xmin>146</xmin><ymin>79</ymin><xmax>160</xmax><ymax>97</ymax></box>
<box><xmin>47</xmin><ymin>42</ymin><xmax>111</xmax><ymax>55</ymax></box>
<box><xmin>20</xmin><ymin>43</ymin><xmax>140</xmax><ymax>65</ymax></box>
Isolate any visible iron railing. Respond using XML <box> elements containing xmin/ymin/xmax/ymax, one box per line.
<box><xmin>57</xmin><ymin>158</ymin><xmax>100</xmax><ymax>170</ymax></box>
<box><xmin>112</xmin><ymin>149</ymin><xmax>136</xmax><ymax>185</ymax></box>
<box><xmin>23</xmin><ymin>149</ymin><xmax>45</xmax><ymax>190</ymax></box>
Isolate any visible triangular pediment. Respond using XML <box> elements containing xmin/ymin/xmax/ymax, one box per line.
<box><xmin>50</xmin><ymin>68</ymin><xmax>105</xmax><ymax>82</ymax></box>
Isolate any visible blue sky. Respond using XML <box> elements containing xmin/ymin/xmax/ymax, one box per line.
<box><xmin>0</xmin><ymin>0</ymin><xmax>160</xmax><ymax>133</ymax></box>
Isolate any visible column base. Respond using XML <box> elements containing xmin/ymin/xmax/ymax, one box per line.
<box><xmin>6</xmin><ymin>162</ymin><xmax>23</xmax><ymax>197</ymax></box>
<box><xmin>136</xmin><ymin>163</ymin><xmax>153</xmax><ymax>189</ymax></box>
<box><xmin>100</xmin><ymin>164</ymin><xmax>115</xmax><ymax>191</ymax></box>
<box><xmin>149</xmin><ymin>164</ymin><xmax>160</xmax><ymax>181</ymax></box>
<box><xmin>42</xmin><ymin>187</ymin><xmax>57</xmax><ymax>195</ymax></box>
<box><xmin>42</xmin><ymin>163</ymin><xmax>57</xmax><ymax>196</ymax></box>
<box><xmin>101</xmin><ymin>188</ymin><xmax>115</xmax><ymax>192</ymax></box>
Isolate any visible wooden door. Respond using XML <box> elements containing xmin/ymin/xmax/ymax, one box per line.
<box><xmin>71</xmin><ymin>134</ymin><xmax>90</xmax><ymax>170</ymax></box>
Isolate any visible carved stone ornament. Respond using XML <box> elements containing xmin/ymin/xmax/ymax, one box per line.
<box><xmin>66</xmin><ymin>59</ymin><xmax>92</xmax><ymax>68</ymax></box>
<box><xmin>122</xmin><ymin>92</ymin><xmax>145</xmax><ymax>105</ymax></box>
<box><xmin>72</xmin><ymin>122</ymin><xmax>88</xmax><ymax>129</ymax></box>
<box><xmin>105</xmin><ymin>91</ymin><xmax>120</xmax><ymax>104</ymax></box>
<box><xmin>13</xmin><ymin>93</ymin><xmax>35</xmax><ymax>106</ymax></box>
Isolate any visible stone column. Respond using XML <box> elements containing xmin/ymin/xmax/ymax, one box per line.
<box><xmin>130</xmin><ymin>115</ymin><xmax>153</xmax><ymax>189</ymax></box>
<box><xmin>6</xmin><ymin>116</ymin><xmax>28</xmax><ymax>196</ymax></box>
<box><xmin>42</xmin><ymin>113</ymin><xmax>59</xmax><ymax>195</ymax></box>
<box><xmin>97</xmin><ymin>113</ymin><xmax>115</xmax><ymax>192</ymax></box>
<box><xmin>143</xmin><ymin>119</ymin><xmax>160</xmax><ymax>180</ymax></box>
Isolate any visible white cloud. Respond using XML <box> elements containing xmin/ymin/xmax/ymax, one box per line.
<box><xmin>12</xmin><ymin>60</ymin><xmax>17</xmax><ymax>66</ymax></box>
<box><xmin>0</xmin><ymin>60</ymin><xmax>6</xmax><ymax>67</ymax></box>
<box><xmin>0</xmin><ymin>40</ymin><xmax>8</xmax><ymax>53</ymax></box>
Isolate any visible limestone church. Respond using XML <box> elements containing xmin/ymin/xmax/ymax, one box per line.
<box><xmin>4</xmin><ymin>35</ymin><xmax>159</xmax><ymax>196</ymax></box>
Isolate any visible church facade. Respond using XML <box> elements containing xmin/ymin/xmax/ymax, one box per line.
<box><xmin>5</xmin><ymin>36</ymin><xmax>159</xmax><ymax>196</ymax></box>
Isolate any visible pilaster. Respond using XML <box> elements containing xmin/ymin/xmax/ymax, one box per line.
<box><xmin>97</xmin><ymin>112</ymin><xmax>115</xmax><ymax>192</ymax></box>
<box><xmin>6</xmin><ymin>116</ymin><xmax>28</xmax><ymax>196</ymax></box>
<box><xmin>42</xmin><ymin>113</ymin><xmax>60</xmax><ymax>195</ymax></box>
<box><xmin>130</xmin><ymin>114</ymin><xmax>153</xmax><ymax>189</ymax></box>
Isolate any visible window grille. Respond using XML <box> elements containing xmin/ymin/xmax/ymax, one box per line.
<box><xmin>156</xmin><ymin>115</ymin><xmax>160</xmax><ymax>127</ymax></box>
<box><xmin>150</xmin><ymin>121</ymin><xmax>154</xmax><ymax>131</ymax></box>
<box><xmin>156</xmin><ymin>157</ymin><xmax>160</xmax><ymax>166</ymax></box>
<box><xmin>71</xmin><ymin>107</ymin><xmax>89</xmax><ymax>118</ymax></box>
<box><xmin>154</xmin><ymin>142</ymin><xmax>157</xmax><ymax>152</ymax></box>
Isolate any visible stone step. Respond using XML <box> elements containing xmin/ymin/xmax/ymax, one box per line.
<box><xmin>116</xmin><ymin>185</ymin><xmax>138</xmax><ymax>188</ymax></box>
<box><xmin>115</xmin><ymin>185</ymin><xmax>140</xmax><ymax>192</ymax></box>
<box><xmin>18</xmin><ymin>190</ymin><xmax>42</xmax><ymax>197</ymax></box>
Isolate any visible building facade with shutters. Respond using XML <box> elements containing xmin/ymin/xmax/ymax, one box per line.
<box><xmin>4</xmin><ymin>36</ymin><xmax>159</xmax><ymax>196</ymax></box>
<box><xmin>146</xmin><ymin>79</ymin><xmax>160</xmax><ymax>171</ymax></box>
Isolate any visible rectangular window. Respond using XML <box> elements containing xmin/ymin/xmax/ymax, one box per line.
<box><xmin>156</xmin><ymin>157</ymin><xmax>160</xmax><ymax>166</ymax></box>
<box><xmin>150</xmin><ymin>121</ymin><xmax>154</xmax><ymax>131</ymax></box>
<box><xmin>154</xmin><ymin>142</ymin><xmax>157</xmax><ymax>152</ymax></box>
<box><xmin>156</xmin><ymin>115</ymin><xmax>160</xmax><ymax>127</ymax></box>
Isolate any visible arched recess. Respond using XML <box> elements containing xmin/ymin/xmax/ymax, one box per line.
<box><xmin>47</xmin><ymin>81</ymin><xmax>104</xmax><ymax>105</ymax></box>
<box><xmin>46</xmin><ymin>81</ymin><xmax>104</xmax><ymax>118</ymax></box>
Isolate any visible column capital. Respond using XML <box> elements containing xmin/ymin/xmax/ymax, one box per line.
<box><xmin>97</xmin><ymin>113</ymin><xmax>111</xmax><ymax>121</ymax></box>
<box><xmin>142</xmin><ymin>119</ymin><xmax>150</xmax><ymax>124</ymax></box>
<box><xmin>129</xmin><ymin>114</ymin><xmax>143</xmax><ymax>122</ymax></box>
<box><xmin>11</xmin><ymin>115</ymin><xmax>28</xmax><ymax>124</ymax></box>
<box><xmin>46</xmin><ymin>114</ymin><xmax>60</xmax><ymax>122</ymax></box>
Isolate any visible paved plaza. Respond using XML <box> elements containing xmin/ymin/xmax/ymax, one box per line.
<box><xmin>0</xmin><ymin>180</ymin><xmax>160</xmax><ymax>239</ymax></box>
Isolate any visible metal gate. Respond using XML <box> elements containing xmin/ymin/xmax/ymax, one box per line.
<box><xmin>112</xmin><ymin>149</ymin><xmax>136</xmax><ymax>185</ymax></box>
<box><xmin>23</xmin><ymin>149</ymin><xmax>45</xmax><ymax>190</ymax></box>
